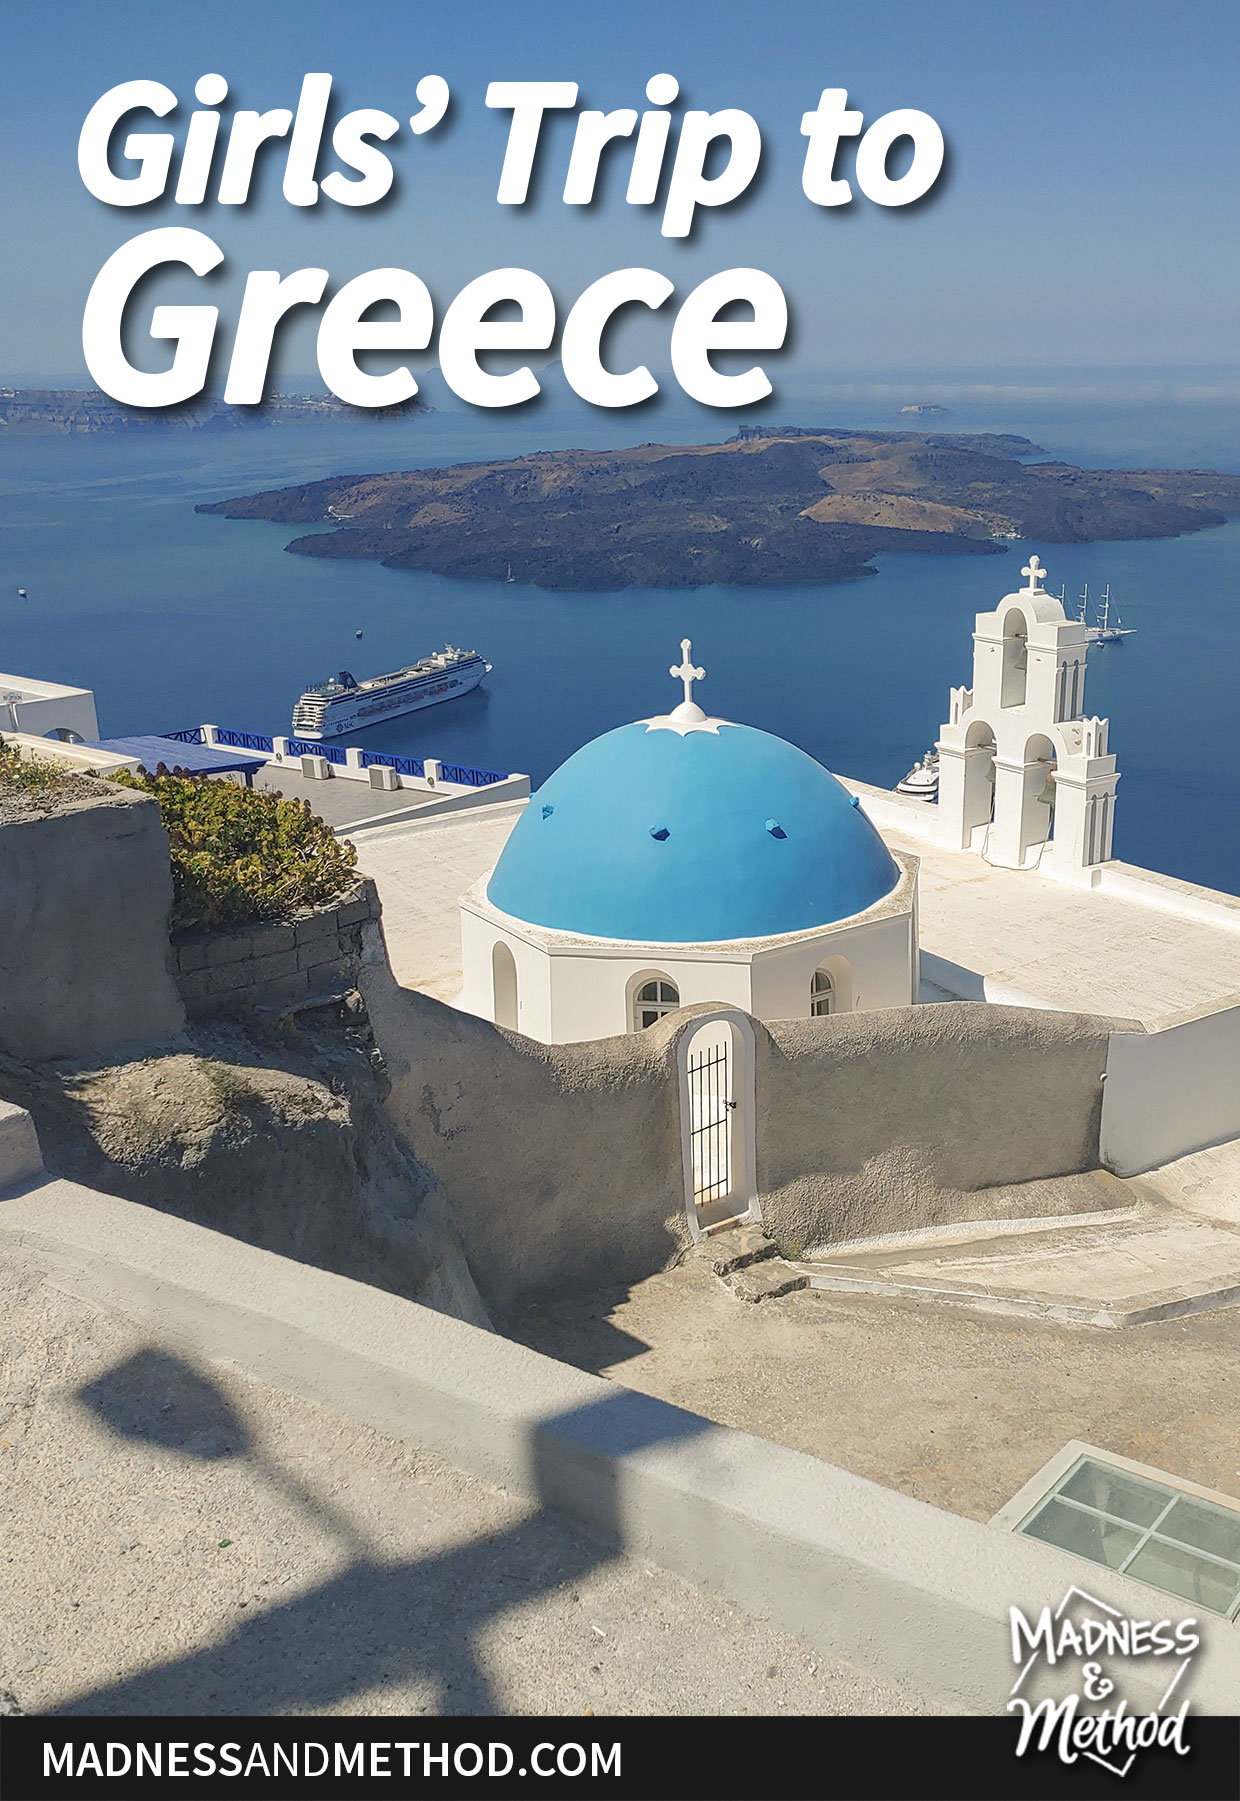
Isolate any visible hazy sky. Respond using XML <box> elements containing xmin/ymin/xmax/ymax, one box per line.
<box><xmin>4</xmin><ymin>0</ymin><xmax>1240</xmax><ymax>390</ymax></box>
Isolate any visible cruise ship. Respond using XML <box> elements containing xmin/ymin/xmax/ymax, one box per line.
<box><xmin>290</xmin><ymin>646</ymin><xmax>490</xmax><ymax>739</ymax></box>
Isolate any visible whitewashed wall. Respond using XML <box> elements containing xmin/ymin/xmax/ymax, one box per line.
<box><xmin>1100</xmin><ymin>999</ymin><xmax>1240</xmax><ymax>1175</ymax></box>
<box><xmin>0</xmin><ymin>674</ymin><xmax>99</xmax><ymax>741</ymax></box>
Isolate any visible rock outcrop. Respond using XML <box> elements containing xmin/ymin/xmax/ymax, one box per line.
<box><xmin>0</xmin><ymin>998</ymin><xmax>490</xmax><ymax>1331</ymax></box>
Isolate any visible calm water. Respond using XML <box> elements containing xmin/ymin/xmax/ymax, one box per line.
<box><xmin>2</xmin><ymin>397</ymin><xmax>1239</xmax><ymax>891</ymax></box>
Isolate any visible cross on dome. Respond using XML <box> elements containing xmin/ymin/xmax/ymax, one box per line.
<box><xmin>670</xmin><ymin>638</ymin><xmax>705</xmax><ymax>712</ymax></box>
<box><xmin>642</xmin><ymin>636</ymin><xmax>728</xmax><ymax>735</ymax></box>
<box><xmin>1021</xmin><ymin>555</ymin><xmax>1048</xmax><ymax>595</ymax></box>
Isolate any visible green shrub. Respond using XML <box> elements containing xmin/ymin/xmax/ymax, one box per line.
<box><xmin>111</xmin><ymin>770</ymin><xmax>358</xmax><ymax>932</ymax></box>
<box><xmin>0</xmin><ymin>732</ymin><xmax>90</xmax><ymax>797</ymax></box>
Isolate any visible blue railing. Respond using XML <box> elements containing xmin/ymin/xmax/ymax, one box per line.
<box><xmin>286</xmin><ymin>737</ymin><xmax>348</xmax><ymax>765</ymax></box>
<box><xmin>215</xmin><ymin>728</ymin><xmax>274</xmax><ymax>754</ymax></box>
<box><xmin>161</xmin><ymin>727</ymin><xmax>509</xmax><ymax>788</ymax></box>
<box><xmin>360</xmin><ymin>749</ymin><xmax>426</xmax><ymax>779</ymax></box>
<box><xmin>439</xmin><ymin>763</ymin><xmax>508</xmax><ymax>788</ymax></box>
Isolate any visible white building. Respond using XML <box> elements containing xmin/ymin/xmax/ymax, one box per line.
<box><xmin>458</xmin><ymin>642</ymin><xmax>919</xmax><ymax>1044</ymax></box>
<box><xmin>0</xmin><ymin>673</ymin><xmax>99</xmax><ymax>743</ymax></box>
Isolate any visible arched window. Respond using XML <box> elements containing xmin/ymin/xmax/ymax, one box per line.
<box><xmin>810</xmin><ymin>968</ymin><xmax>835</xmax><ymax>1017</ymax></box>
<box><xmin>633</xmin><ymin>976</ymin><xmax>679</xmax><ymax>1031</ymax></box>
<box><xmin>492</xmin><ymin>941</ymin><xmax>518</xmax><ymax>1030</ymax></box>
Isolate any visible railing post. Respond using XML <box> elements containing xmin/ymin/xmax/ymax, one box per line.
<box><xmin>344</xmin><ymin>746</ymin><xmax>365</xmax><ymax>779</ymax></box>
<box><xmin>201</xmin><ymin>724</ymin><xmax>220</xmax><ymax>747</ymax></box>
<box><xmin>424</xmin><ymin>757</ymin><xmax>441</xmax><ymax>789</ymax></box>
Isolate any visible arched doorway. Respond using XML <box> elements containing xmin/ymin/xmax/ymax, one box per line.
<box><xmin>679</xmin><ymin>1013</ymin><xmax>757</xmax><ymax>1236</ymax></box>
<box><xmin>492</xmin><ymin>941</ymin><xmax>518</xmax><ymax>1030</ymax></box>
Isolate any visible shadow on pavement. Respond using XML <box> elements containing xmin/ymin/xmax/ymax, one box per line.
<box><xmin>53</xmin><ymin>1346</ymin><xmax>713</xmax><ymax>1716</ymax></box>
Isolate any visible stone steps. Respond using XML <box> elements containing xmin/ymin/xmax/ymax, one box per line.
<box><xmin>726</xmin><ymin>1260</ymin><xmax>809</xmax><ymax>1305</ymax></box>
<box><xmin>694</xmin><ymin>1222</ymin><xmax>779</xmax><ymax>1278</ymax></box>
<box><xmin>693</xmin><ymin>1224</ymin><xmax>808</xmax><ymax>1304</ymax></box>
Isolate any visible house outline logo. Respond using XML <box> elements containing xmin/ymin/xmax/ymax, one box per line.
<box><xmin>1007</xmin><ymin>1585</ymin><xmax>1198</xmax><ymax>1778</ymax></box>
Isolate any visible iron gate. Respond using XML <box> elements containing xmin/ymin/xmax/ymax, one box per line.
<box><xmin>687</xmin><ymin>1035</ymin><xmax>734</xmax><ymax>1206</ymax></box>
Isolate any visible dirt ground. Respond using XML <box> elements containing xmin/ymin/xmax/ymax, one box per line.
<box><xmin>0</xmin><ymin>1012</ymin><xmax>490</xmax><ymax>1328</ymax></box>
<box><xmin>0</xmin><ymin>1245</ymin><xmax>926</xmax><ymax>1718</ymax></box>
<box><xmin>507</xmin><ymin>1257</ymin><xmax>1240</xmax><ymax>1523</ymax></box>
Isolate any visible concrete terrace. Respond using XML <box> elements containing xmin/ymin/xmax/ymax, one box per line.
<box><xmin>887</xmin><ymin>823</ymin><xmax>1240</xmax><ymax>1029</ymax></box>
<box><xmin>251</xmin><ymin>763</ymin><xmax>469</xmax><ymax>835</ymax></box>
<box><xmin>353</xmin><ymin>803</ymin><xmax>527</xmax><ymax>998</ymax></box>
<box><xmin>341</xmin><ymin>784</ymin><xmax>1240</xmax><ymax>1030</ymax></box>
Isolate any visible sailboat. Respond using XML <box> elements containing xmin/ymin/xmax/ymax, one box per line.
<box><xmin>1078</xmin><ymin>582</ymin><xmax>1135</xmax><ymax>643</ymax></box>
<box><xmin>1092</xmin><ymin>584</ymin><xmax>1135</xmax><ymax>643</ymax></box>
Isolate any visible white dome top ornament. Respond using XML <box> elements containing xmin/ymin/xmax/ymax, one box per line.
<box><xmin>643</xmin><ymin>638</ymin><xmax>731</xmax><ymax>736</ymax></box>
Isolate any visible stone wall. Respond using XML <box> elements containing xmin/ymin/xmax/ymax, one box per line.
<box><xmin>758</xmin><ymin>1002</ymin><xmax>1129</xmax><ymax>1253</ymax></box>
<box><xmin>0</xmin><ymin>1098</ymin><xmax>43</xmax><ymax>1188</ymax></box>
<box><xmin>0</xmin><ymin>783</ymin><xmax>186</xmax><ymax>1063</ymax></box>
<box><xmin>362</xmin><ymin>964</ymin><xmax>689</xmax><ymax>1312</ymax></box>
<box><xmin>362</xmin><ymin>964</ymin><xmax>1132</xmax><ymax>1313</ymax></box>
<box><xmin>172</xmin><ymin>877</ymin><xmax>383</xmax><ymax>1020</ymax></box>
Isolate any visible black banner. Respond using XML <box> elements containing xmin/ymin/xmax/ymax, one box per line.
<box><xmin>2</xmin><ymin>1715</ymin><xmax>1237</xmax><ymax>1801</ymax></box>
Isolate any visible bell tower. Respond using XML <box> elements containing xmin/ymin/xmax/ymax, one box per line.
<box><xmin>936</xmin><ymin>557</ymin><xmax>1120</xmax><ymax>874</ymax></box>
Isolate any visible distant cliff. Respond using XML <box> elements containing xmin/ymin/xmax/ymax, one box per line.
<box><xmin>197</xmin><ymin>427</ymin><xmax>1240</xmax><ymax>591</ymax></box>
<box><xmin>0</xmin><ymin>388</ymin><xmax>427</xmax><ymax>437</ymax></box>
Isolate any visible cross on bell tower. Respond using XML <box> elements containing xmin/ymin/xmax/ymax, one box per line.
<box><xmin>1021</xmin><ymin>555</ymin><xmax>1048</xmax><ymax>595</ymax></box>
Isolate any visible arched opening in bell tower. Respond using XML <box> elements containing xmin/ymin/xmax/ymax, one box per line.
<box><xmin>962</xmin><ymin>717</ymin><xmax>997</xmax><ymax>837</ymax></box>
<box><xmin>1000</xmin><ymin>608</ymin><xmax>1029</xmax><ymax>709</ymax></box>
<box><xmin>1020</xmin><ymin>732</ymin><xmax>1058</xmax><ymax>859</ymax></box>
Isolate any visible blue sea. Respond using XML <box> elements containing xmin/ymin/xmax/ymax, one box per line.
<box><xmin>2</xmin><ymin>389</ymin><xmax>1239</xmax><ymax>891</ymax></box>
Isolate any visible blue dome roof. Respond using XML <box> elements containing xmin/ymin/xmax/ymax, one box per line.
<box><xmin>486</xmin><ymin>720</ymin><xmax>900</xmax><ymax>943</ymax></box>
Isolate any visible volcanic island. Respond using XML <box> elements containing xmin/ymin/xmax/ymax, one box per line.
<box><xmin>197</xmin><ymin>426</ymin><xmax>1240</xmax><ymax>591</ymax></box>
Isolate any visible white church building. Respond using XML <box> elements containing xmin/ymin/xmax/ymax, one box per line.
<box><xmin>456</xmin><ymin>556</ymin><xmax>1123</xmax><ymax>1046</ymax></box>
<box><xmin>457</xmin><ymin>641</ymin><xmax>919</xmax><ymax>1043</ymax></box>
<box><xmin>21</xmin><ymin>549</ymin><xmax>1239</xmax><ymax>1222</ymax></box>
